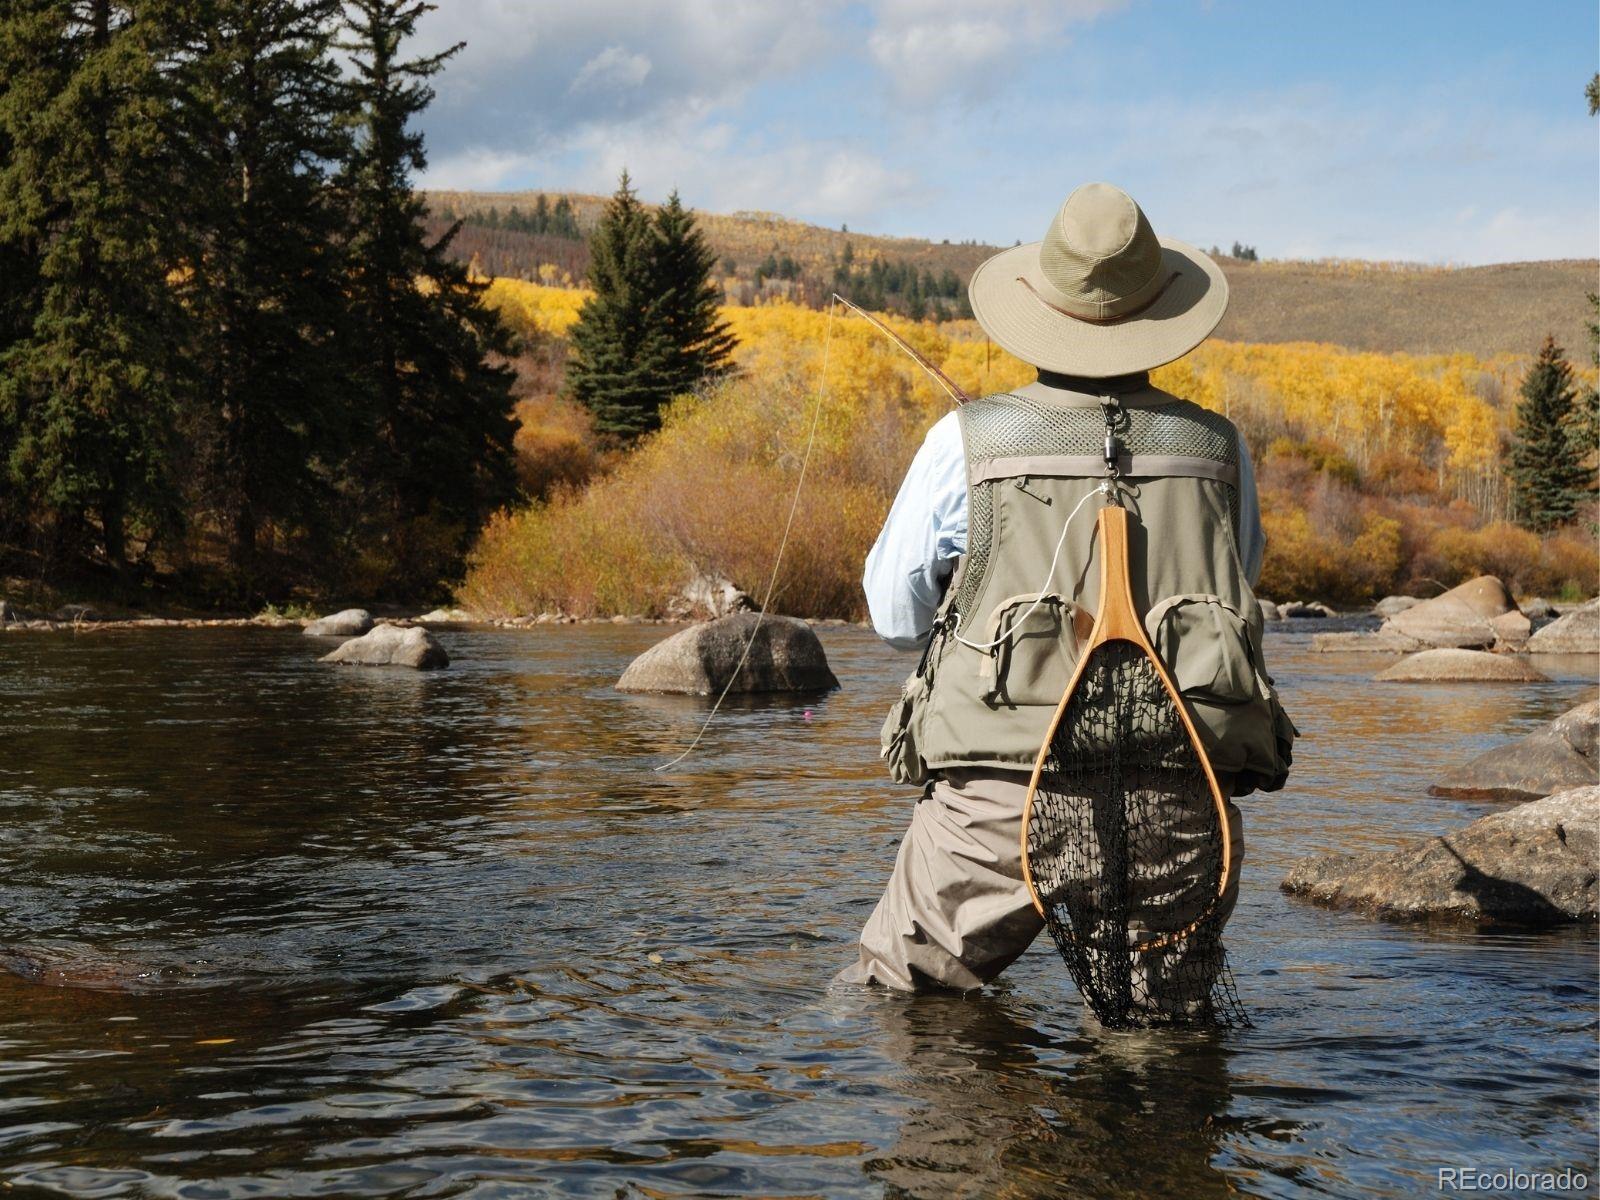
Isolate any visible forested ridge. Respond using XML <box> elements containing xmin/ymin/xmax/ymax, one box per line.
<box><xmin>426</xmin><ymin>189</ymin><xmax>1598</xmax><ymax>360</ymax></box>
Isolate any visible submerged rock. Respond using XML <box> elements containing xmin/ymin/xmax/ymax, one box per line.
<box><xmin>1374</xmin><ymin>648</ymin><xmax>1549</xmax><ymax>683</ymax></box>
<box><xmin>322</xmin><ymin>623</ymin><xmax>448</xmax><ymax>669</ymax></box>
<box><xmin>1378</xmin><ymin>575</ymin><xmax>1520</xmax><ymax>649</ymax></box>
<box><xmin>616</xmin><ymin>611</ymin><xmax>838</xmax><ymax>695</ymax></box>
<box><xmin>1281</xmin><ymin>786</ymin><xmax>1599</xmax><ymax>925</ymax></box>
<box><xmin>1312</xmin><ymin>630</ymin><xmax>1425</xmax><ymax>654</ymax></box>
<box><xmin>1526</xmin><ymin>598</ymin><xmax>1600</xmax><ymax>655</ymax></box>
<box><xmin>1431</xmin><ymin>700</ymin><xmax>1599</xmax><ymax>801</ymax></box>
<box><xmin>304</xmin><ymin>608</ymin><xmax>374</xmax><ymax>638</ymax></box>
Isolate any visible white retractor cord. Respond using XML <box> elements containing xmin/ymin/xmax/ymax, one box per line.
<box><xmin>951</xmin><ymin>482</ymin><xmax>1109</xmax><ymax>652</ymax></box>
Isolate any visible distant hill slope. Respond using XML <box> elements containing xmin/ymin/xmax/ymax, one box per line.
<box><xmin>424</xmin><ymin>190</ymin><xmax>1596</xmax><ymax>360</ymax></box>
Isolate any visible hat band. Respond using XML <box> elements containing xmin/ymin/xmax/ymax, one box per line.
<box><xmin>1017</xmin><ymin>271</ymin><xmax>1179</xmax><ymax>325</ymax></box>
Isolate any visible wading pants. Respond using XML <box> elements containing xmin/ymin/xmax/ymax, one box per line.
<box><xmin>837</xmin><ymin>768</ymin><xmax>1244</xmax><ymax>1002</ymax></box>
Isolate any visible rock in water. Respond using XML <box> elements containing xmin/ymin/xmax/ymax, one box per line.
<box><xmin>1378</xmin><ymin>575</ymin><xmax>1520</xmax><ymax>649</ymax></box>
<box><xmin>416</xmin><ymin>607</ymin><xmax>474</xmax><ymax>626</ymax></box>
<box><xmin>304</xmin><ymin>608</ymin><xmax>374</xmax><ymax>637</ymax></box>
<box><xmin>1527</xmin><ymin>598</ymin><xmax>1600</xmax><ymax>654</ymax></box>
<box><xmin>1373</xmin><ymin>595</ymin><xmax>1422</xmax><ymax>618</ymax></box>
<box><xmin>52</xmin><ymin>603</ymin><xmax>101</xmax><ymax>623</ymax></box>
<box><xmin>616</xmin><ymin>612</ymin><xmax>839</xmax><ymax>695</ymax></box>
<box><xmin>1280</xmin><ymin>600</ymin><xmax>1336</xmax><ymax>618</ymax></box>
<box><xmin>1312</xmin><ymin>630</ymin><xmax>1425</xmax><ymax>654</ymax></box>
<box><xmin>321</xmin><ymin>623</ymin><xmax>448</xmax><ymax>669</ymax></box>
<box><xmin>1521</xmin><ymin>597</ymin><xmax>1560</xmax><ymax>621</ymax></box>
<box><xmin>1281</xmin><ymin>786</ymin><xmax>1599</xmax><ymax>925</ymax></box>
<box><xmin>673</xmin><ymin>574</ymin><xmax>754</xmax><ymax>620</ymax></box>
<box><xmin>1256</xmin><ymin>599</ymin><xmax>1280</xmax><ymax>622</ymax></box>
<box><xmin>1431</xmin><ymin>700</ymin><xmax>1600</xmax><ymax>801</ymax></box>
<box><xmin>1374</xmin><ymin>648</ymin><xmax>1549</xmax><ymax>683</ymax></box>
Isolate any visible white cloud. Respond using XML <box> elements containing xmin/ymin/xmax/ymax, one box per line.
<box><xmin>569</xmin><ymin>46</ymin><xmax>653</xmax><ymax>96</ymax></box>
<box><xmin>415</xmin><ymin>2</ymin><xmax>841</xmax><ymax>154</ymax></box>
<box><xmin>548</xmin><ymin>114</ymin><xmax>919</xmax><ymax>227</ymax></box>
<box><xmin>865</xmin><ymin>0</ymin><xmax>1127</xmax><ymax>102</ymax></box>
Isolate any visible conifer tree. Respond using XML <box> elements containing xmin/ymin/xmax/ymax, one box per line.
<box><xmin>0</xmin><ymin>0</ymin><xmax>180</xmax><ymax>573</ymax></box>
<box><xmin>1507</xmin><ymin>337</ymin><xmax>1592</xmax><ymax>531</ymax></box>
<box><xmin>337</xmin><ymin>0</ymin><xmax>515</xmax><ymax>593</ymax></box>
<box><xmin>163</xmin><ymin>0</ymin><xmax>350</xmax><ymax>584</ymax></box>
<box><xmin>650</xmin><ymin>190</ymin><xmax>735</xmax><ymax>396</ymax></box>
<box><xmin>565</xmin><ymin>172</ymin><xmax>675</xmax><ymax>442</ymax></box>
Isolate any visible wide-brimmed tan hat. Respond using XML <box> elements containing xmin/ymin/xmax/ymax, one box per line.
<box><xmin>968</xmin><ymin>182</ymin><xmax>1228</xmax><ymax>377</ymax></box>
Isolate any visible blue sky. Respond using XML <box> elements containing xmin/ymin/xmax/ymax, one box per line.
<box><xmin>415</xmin><ymin>1</ymin><xmax>1599</xmax><ymax>264</ymax></box>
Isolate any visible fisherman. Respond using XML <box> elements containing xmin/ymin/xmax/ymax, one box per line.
<box><xmin>839</xmin><ymin>183</ymin><xmax>1295</xmax><ymax>1000</ymax></box>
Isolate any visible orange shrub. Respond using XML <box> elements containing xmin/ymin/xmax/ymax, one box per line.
<box><xmin>512</xmin><ymin>394</ymin><xmax>598</xmax><ymax>500</ymax></box>
<box><xmin>1258</xmin><ymin>501</ymin><xmax>1404</xmax><ymax>605</ymax></box>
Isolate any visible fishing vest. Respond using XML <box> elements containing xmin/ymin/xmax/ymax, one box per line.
<box><xmin>881</xmin><ymin>383</ymin><xmax>1296</xmax><ymax>796</ymax></box>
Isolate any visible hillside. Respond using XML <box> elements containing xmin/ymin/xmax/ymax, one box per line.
<box><xmin>425</xmin><ymin>189</ymin><xmax>1596</xmax><ymax>361</ymax></box>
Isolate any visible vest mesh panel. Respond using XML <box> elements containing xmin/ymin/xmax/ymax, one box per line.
<box><xmin>953</xmin><ymin>394</ymin><xmax>1240</xmax><ymax>619</ymax></box>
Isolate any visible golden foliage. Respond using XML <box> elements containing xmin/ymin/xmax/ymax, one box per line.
<box><xmin>462</xmin><ymin>286</ymin><xmax>1595</xmax><ymax>617</ymax></box>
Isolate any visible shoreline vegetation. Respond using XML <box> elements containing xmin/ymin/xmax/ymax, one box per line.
<box><xmin>456</xmin><ymin>281</ymin><xmax>1598</xmax><ymax>623</ymax></box>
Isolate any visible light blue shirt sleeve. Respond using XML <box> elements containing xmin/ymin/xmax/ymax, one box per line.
<box><xmin>862</xmin><ymin>411</ymin><xmax>967</xmax><ymax>651</ymax></box>
<box><xmin>862</xmin><ymin>417</ymin><xmax>1266</xmax><ymax>648</ymax></box>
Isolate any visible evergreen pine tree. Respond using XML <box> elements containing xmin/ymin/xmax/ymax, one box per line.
<box><xmin>163</xmin><ymin>0</ymin><xmax>351</xmax><ymax>585</ymax></box>
<box><xmin>1507</xmin><ymin>337</ymin><xmax>1592</xmax><ymax>531</ymax></box>
<box><xmin>649</xmin><ymin>190</ymin><xmax>736</xmax><ymax>395</ymax></box>
<box><xmin>337</xmin><ymin>0</ymin><xmax>516</xmax><ymax>594</ymax></box>
<box><xmin>564</xmin><ymin>172</ymin><xmax>675</xmax><ymax>442</ymax></box>
<box><xmin>0</xmin><ymin>0</ymin><xmax>180</xmax><ymax>574</ymax></box>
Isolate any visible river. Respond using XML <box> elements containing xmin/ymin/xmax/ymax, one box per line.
<box><xmin>0</xmin><ymin>623</ymin><xmax>1595</xmax><ymax>1198</ymax></box>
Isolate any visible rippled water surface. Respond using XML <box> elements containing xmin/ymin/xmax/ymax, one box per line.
<box><xmin>0</xmin><ymin>622</ymin><xmax>1595</xmax><ymax>1198</ymax></box>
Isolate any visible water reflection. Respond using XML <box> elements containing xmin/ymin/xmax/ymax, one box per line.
<box><xmin>852</xmin><ymin>989</ymin><xmax>1242</xmax><ymax>1199</ymax></box>
<box><xmin>0</xmin><ymin>623</ymin><xmax>1592</xmax><ymax>1197</ymax></box>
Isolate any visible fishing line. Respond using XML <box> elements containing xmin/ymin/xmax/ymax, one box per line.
<box><xmin>654</xmin><ymin>295</ymin><xmax>840</xmax><ymax>773</ymax></box>
<box><xmin>952</xmin><ymin>483</ymin><xmax>1108</xmax><ymax>651</ymax></box>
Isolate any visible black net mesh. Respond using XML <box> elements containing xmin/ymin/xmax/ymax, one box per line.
<box><xmin>1028</xmin><ymin>640</ymin><xmax>1247</xmax><ymax>1029</ymax></box>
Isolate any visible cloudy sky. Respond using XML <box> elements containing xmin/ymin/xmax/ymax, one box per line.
<box><xmin>414</xmin><ymin>0</ymin><xmax>1599</xmax><ymax>264</ymax></box>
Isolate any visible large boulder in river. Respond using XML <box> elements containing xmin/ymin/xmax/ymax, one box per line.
<box><xmin>617</xmin><ymin>612</ymin><xmax>838</xmax><ymax>695</ymax></box>
<box><xmin>304</xmin><ymin>608</ymin><xmax>373</xmax><ymax>637</ymax></box>
<box><xmin>1526</xmin><ymin>598</ymin><xmax>1600</xmax><ymax>654</ymax></box>
<box><xmin>1374</xmin><ymin>648</ymin><xmax>1549</xmax><ymax>683</ymax></box>
<box><xmin>1378</xmin><ymin>575</ymin><xmax>1521</xmax><ymax>649</ymax></box>
<box><xmin>1281</xmin><ymin>786</ymin><xmax>1599</xmax><ymax>925</ymax></box>
<box><xmin>321</xmin><ymin>623</ymin><xmax>448</xmax><ymax>669</ymax></box>
<box><xmin>1431</xmin><ymin>700</ymin><xmax>1599</xmax><ymax>801</ymax></box>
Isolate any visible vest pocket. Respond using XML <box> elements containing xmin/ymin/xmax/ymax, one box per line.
<box><xmin>880</xmin><ymin>668</ymin><xmax>932</xmax><ymax>785</ymax></box>
<box><xmin>1144</xmin><ymin>594</ymin><xmax>1258</xmax><ymax>705</ymax></box>
<box><xmin>1144</xmin><ymin>592</ymin><xmax>1295</xmax><ymax>792</ymax></box>
<box><xmin>978</xmin><ymin>593</ymin><xmax>1087</xmax><ymax>708</ymax></box>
